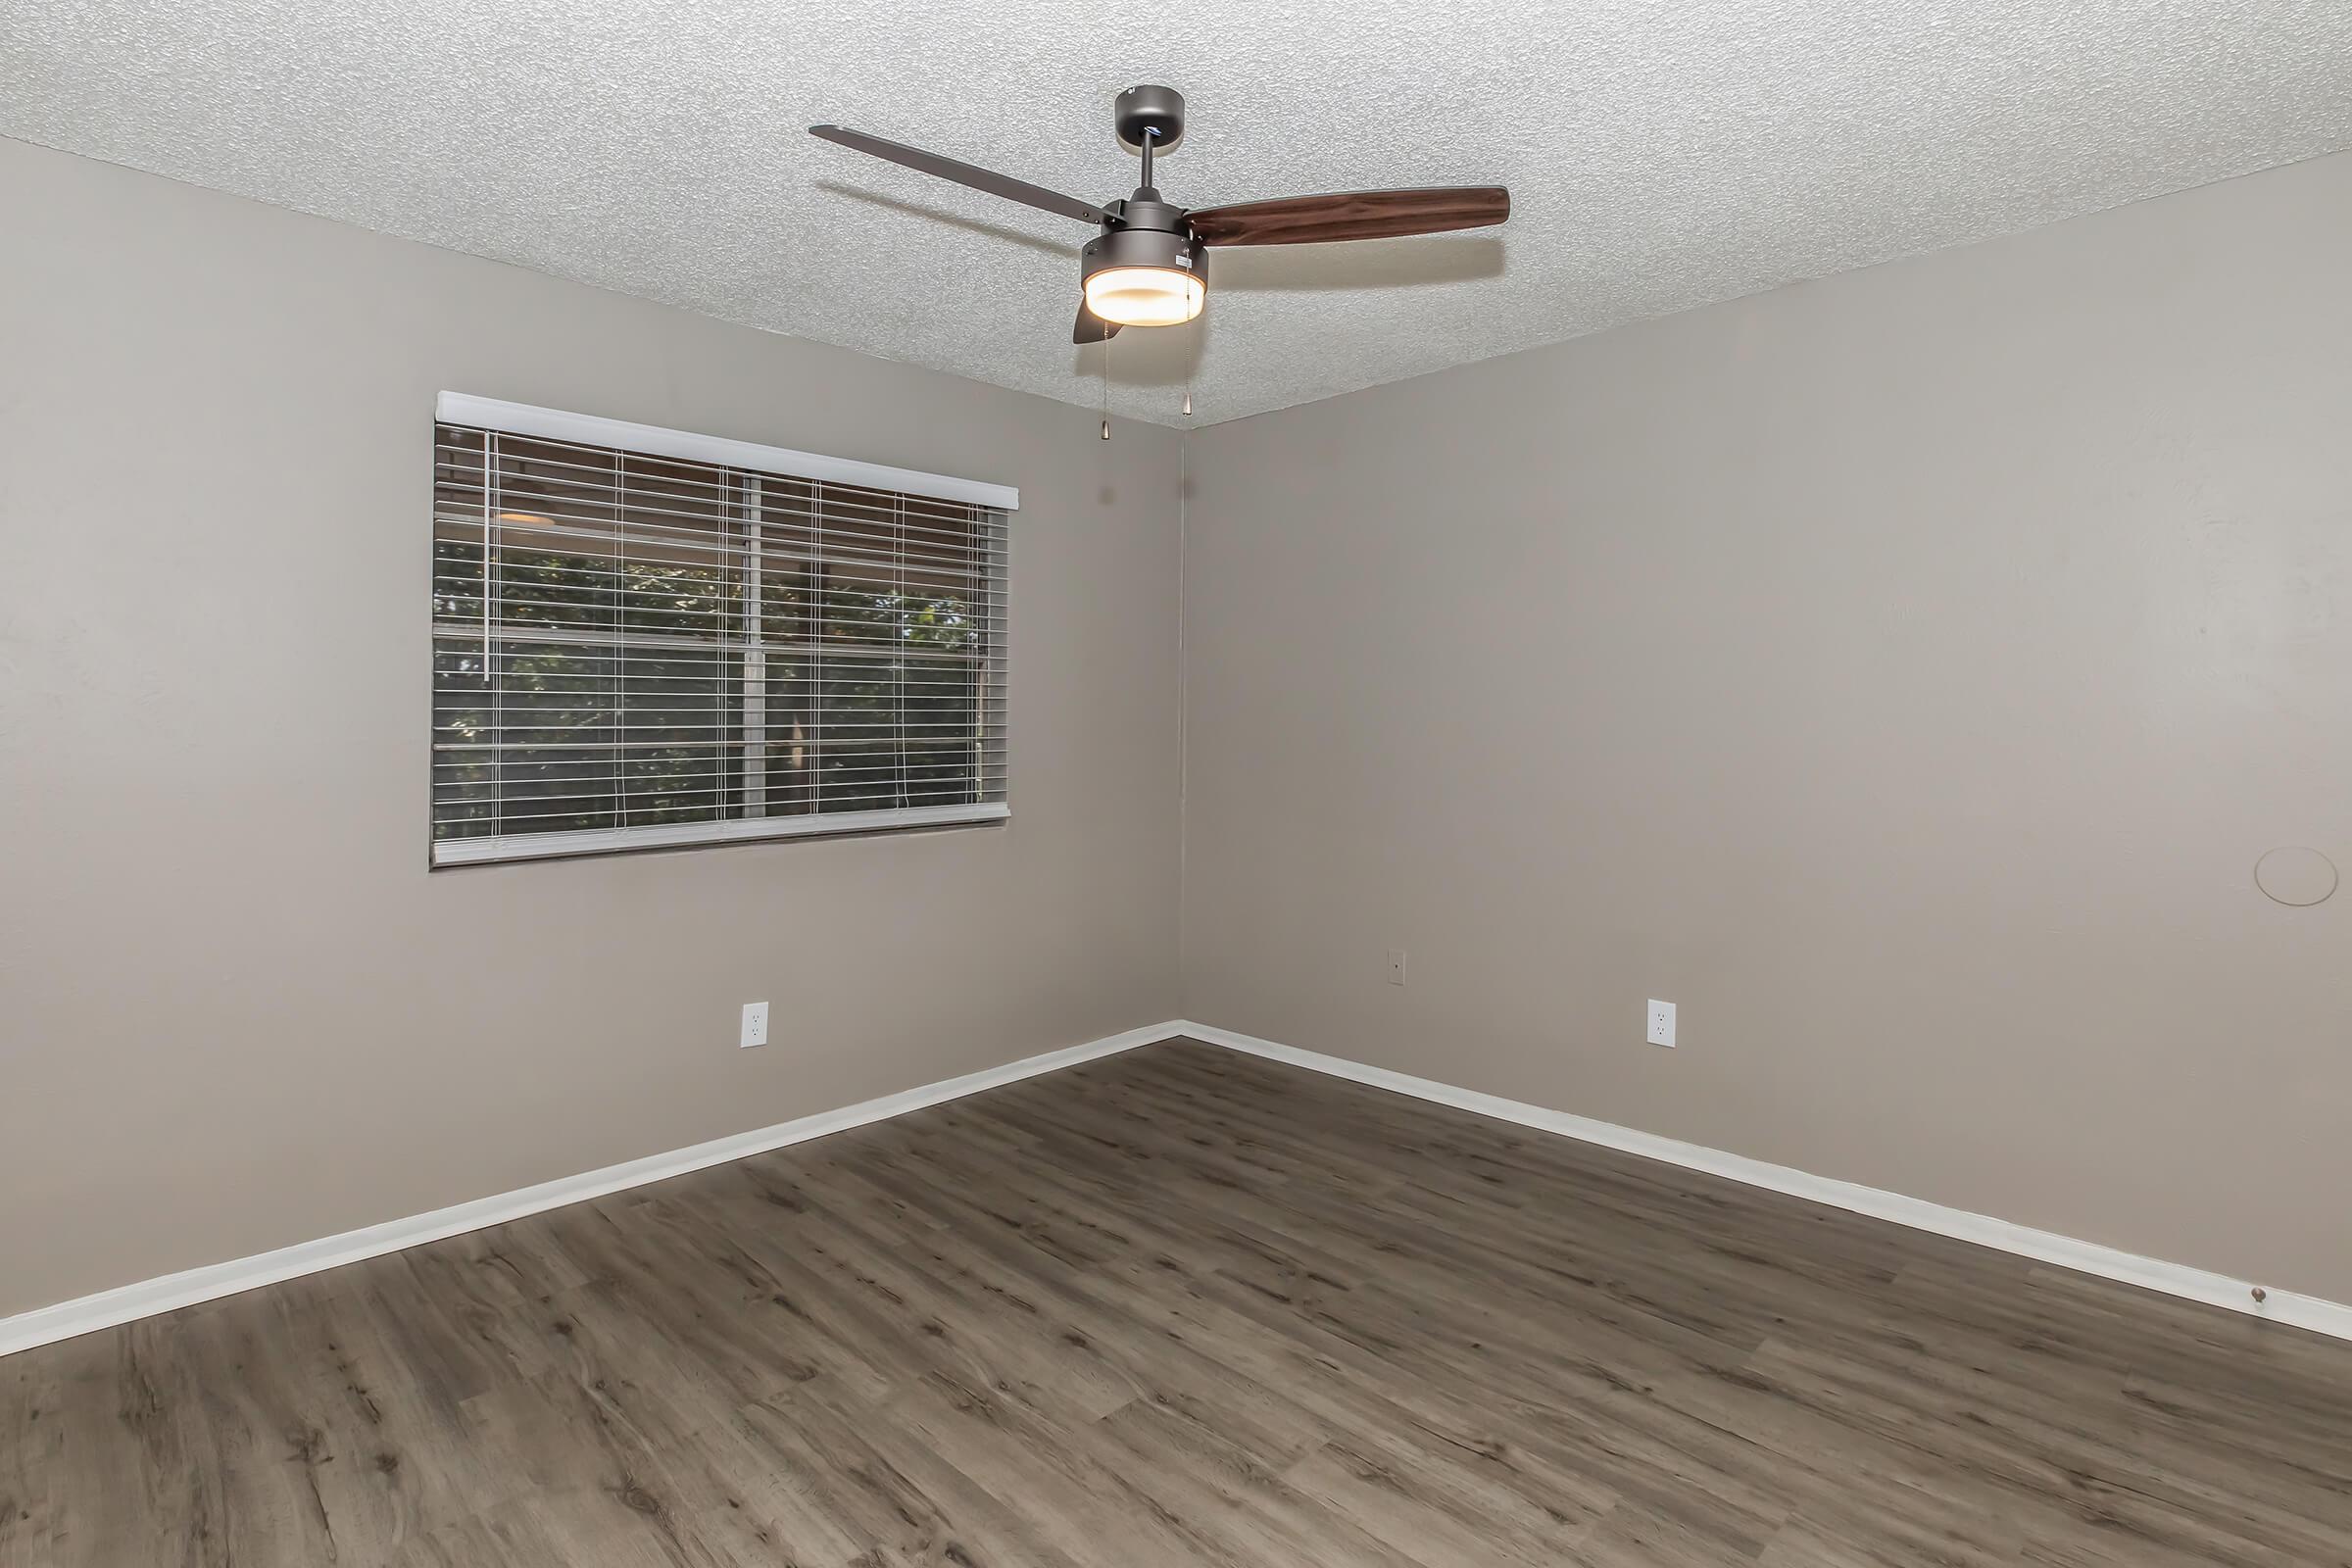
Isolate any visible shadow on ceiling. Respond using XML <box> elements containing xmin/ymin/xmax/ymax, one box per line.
<box><xmin>816</xmin><ymin>181</ymin><xmax>1083</xmax><ymax>260</ymax></box>
<box><xmin>1205</xmin><ymin>235</ymin><xmax>1504</xmax><ymax>292</ymax></box>
<box><xmin>815</xmin><ymin>180</ymin><xmax>1505</xmax><ymax>393</ymax></box>
<box><xmin>1066</xmin><ymin>235</ymin><xmax>1508</xmax><ymax>386</ymax></box>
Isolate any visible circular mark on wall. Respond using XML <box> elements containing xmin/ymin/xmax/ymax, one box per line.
<box><xmin>2255</xmin><ymin>847</ymin><xmax>2338</xmax><ymax>907</ymax></box>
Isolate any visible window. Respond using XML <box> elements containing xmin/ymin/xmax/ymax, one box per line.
<box><xmin>430</xmin><ymin>395</ymin><xmax>1011</xmax><ymax>865</ymax></box>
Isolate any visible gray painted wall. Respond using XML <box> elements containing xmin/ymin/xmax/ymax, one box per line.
<box><xmin>1182</xmin><ymin>152</ymin><xmax>2352</xmax><ymax>1302</ymax></box>
<box><xmin>7</xmin><ymin>133</ymin><xmax>2348</xmax><ymax>1323</ymax></box>
<box><xmin>0</xmin><ymin>138</ymin><xmax>1183</xmax><ymax>1318</ymax></box>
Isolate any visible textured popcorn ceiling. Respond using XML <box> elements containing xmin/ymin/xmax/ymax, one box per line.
<box><xmin>5</xmin><ymin>2</ymin><xmax>2349</xmax><ymax>426</ymax></box>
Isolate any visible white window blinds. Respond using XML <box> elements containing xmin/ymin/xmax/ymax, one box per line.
<box><xmin>430</xmin><ymin>396</ymin><xmax>1012</xmax><ymax>866</ymax></box>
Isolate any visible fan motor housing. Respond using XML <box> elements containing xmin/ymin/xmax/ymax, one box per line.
<box><xmin>1080</xmin><ymin>201</ymin><xmax>1198</xmax><ymax>287</ymax></box>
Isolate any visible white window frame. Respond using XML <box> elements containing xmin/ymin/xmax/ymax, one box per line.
<box><xmin>430</xmin><ymin>394</ymin><xmax>1014</xmax><ymax>867</ymax></box>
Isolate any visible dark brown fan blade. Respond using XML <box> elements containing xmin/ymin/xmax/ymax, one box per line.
<box><xmin>810</xmin><ymin>125</ymin><xmax>1111</xmax><ymax>226</ymax></box>
<box><xmin>1073</xmin><ymin>301</ymin><xmax>1121</xmax><ymax>344</ymax></box>
<box><xmin>1187</xmin><ymin>186</ymin><xmax>1509</xmax><ymax>246</ymax></box>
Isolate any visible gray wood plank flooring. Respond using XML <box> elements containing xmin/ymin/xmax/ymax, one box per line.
<box><xmin>6</xmin><ymin>1038</ymin><xmax>2349</xmax><ymax>1565</ymax></box>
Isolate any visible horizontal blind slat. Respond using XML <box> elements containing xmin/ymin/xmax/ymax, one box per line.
<box><xmin>428</xmin><ymin>505</ymin><xmax>1007</xmax><ymax>554</ymax></box>
<box><xmin>433</xmin><ymin>396</ymin><xmax>1018</xmax><ymax>511</ymax></box>
<box><xmin>426</xmin><ymin>505</ymin><xmax>1004</xmax><ymax>542</ymax></box>
<box><xmin>431</xmin><ymin>802</ymin><xmax>1011</xmax><ymax>866</ymax></box>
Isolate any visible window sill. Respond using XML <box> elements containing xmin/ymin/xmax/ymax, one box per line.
<box><xmin>430</xmin><ymin>801</ymin><xmax>1009</xmax><ymax>867</ymax></box>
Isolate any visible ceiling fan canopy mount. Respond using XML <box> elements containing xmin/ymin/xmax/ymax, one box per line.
<box><xmin>810</xmin><ymin>84</ymin><xmax>1509</xmax><ymax>345</ymax></box>
<box><xmin>1111</xmin><ymin>83</ymin><xmax>1188</xmax><ymax>152</ymax></box>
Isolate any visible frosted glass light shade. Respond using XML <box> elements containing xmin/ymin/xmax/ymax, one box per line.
<box><xmin>1083</xmin><ymin>266</ymin><xmax>1205</xmax><ymax>326</ymax></box>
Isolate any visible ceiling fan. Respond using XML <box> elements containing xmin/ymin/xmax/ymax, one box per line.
<box><xmin>811</xmin><ymin>85</ymin><xmax>1509</xmax><ymax>346</ymax></box>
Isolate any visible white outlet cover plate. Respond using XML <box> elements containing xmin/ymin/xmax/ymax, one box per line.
<box><xmin>1647</xmin><ymin>1001</ymin><xmax>1676</xmax><ymax>1048</ymax></box>
<box><xmin>741</xmin><ymin>1001</ymin><xmax>770</xmax><ymax>1049</ymax></box>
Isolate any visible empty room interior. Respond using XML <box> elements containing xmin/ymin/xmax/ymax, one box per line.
<box><xmin>5</xmin><ymin>4</ymin><xmax>2352</xmax><ymax>1564</ymax></box>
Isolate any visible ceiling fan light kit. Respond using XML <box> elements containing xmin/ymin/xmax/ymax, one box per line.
<box><xmin>1083</xmin><ymin>265</ymin><xmax>1204</xmax><ymax>327</ymax></box>
<box><xmin>812</xmin><ymin>84</ymin><xmax>1509</xmax><ymax>422</ymax></box>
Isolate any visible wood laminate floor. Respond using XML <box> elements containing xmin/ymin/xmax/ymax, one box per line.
<box><xmin>5</xmin><ymin>1039</ymin><xmax>2350</xmax><ymax>1566</ymax></box>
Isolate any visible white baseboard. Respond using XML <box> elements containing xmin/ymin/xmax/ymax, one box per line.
<box><xmin>1170</xmin><ymin>1020</ymin><xmax>2352</xmax><ymax>1344</ymax></box>
<box><xmin>12</xmin><ymin>1017</ymin><xmax>2348</xmax><ymax>1356</ymax></box>
<box><xmin>0</xmin><ymin>1021</ymin><xmax>1171</xmax><ymax>1358</ymax></box>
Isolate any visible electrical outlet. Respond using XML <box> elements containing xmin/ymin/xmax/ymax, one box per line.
<box><xmin>1646</xmin><ymin>1000</ymin><xmax>1676</xmax><ymax>1048</ymax></box>
<box><xmin>1386</xmin><ymin>949</ymin><xmax>1407</xmax><ymax>986</ymax></box>
<box><xmin>740</xmin><ymin>1001</ymin><xmax>770</xmax><ymax>1049</ymax></box>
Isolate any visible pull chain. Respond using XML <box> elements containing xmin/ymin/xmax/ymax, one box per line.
<box><xmin>1101</xmin><ymin>330</ymin><xmax>1111</xmax><ymax>440</ymax></box>
<box><xmin>1183</xmin><ymin>310</ymin><xmax>1195</xmax><ymax>418</ymax></box>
